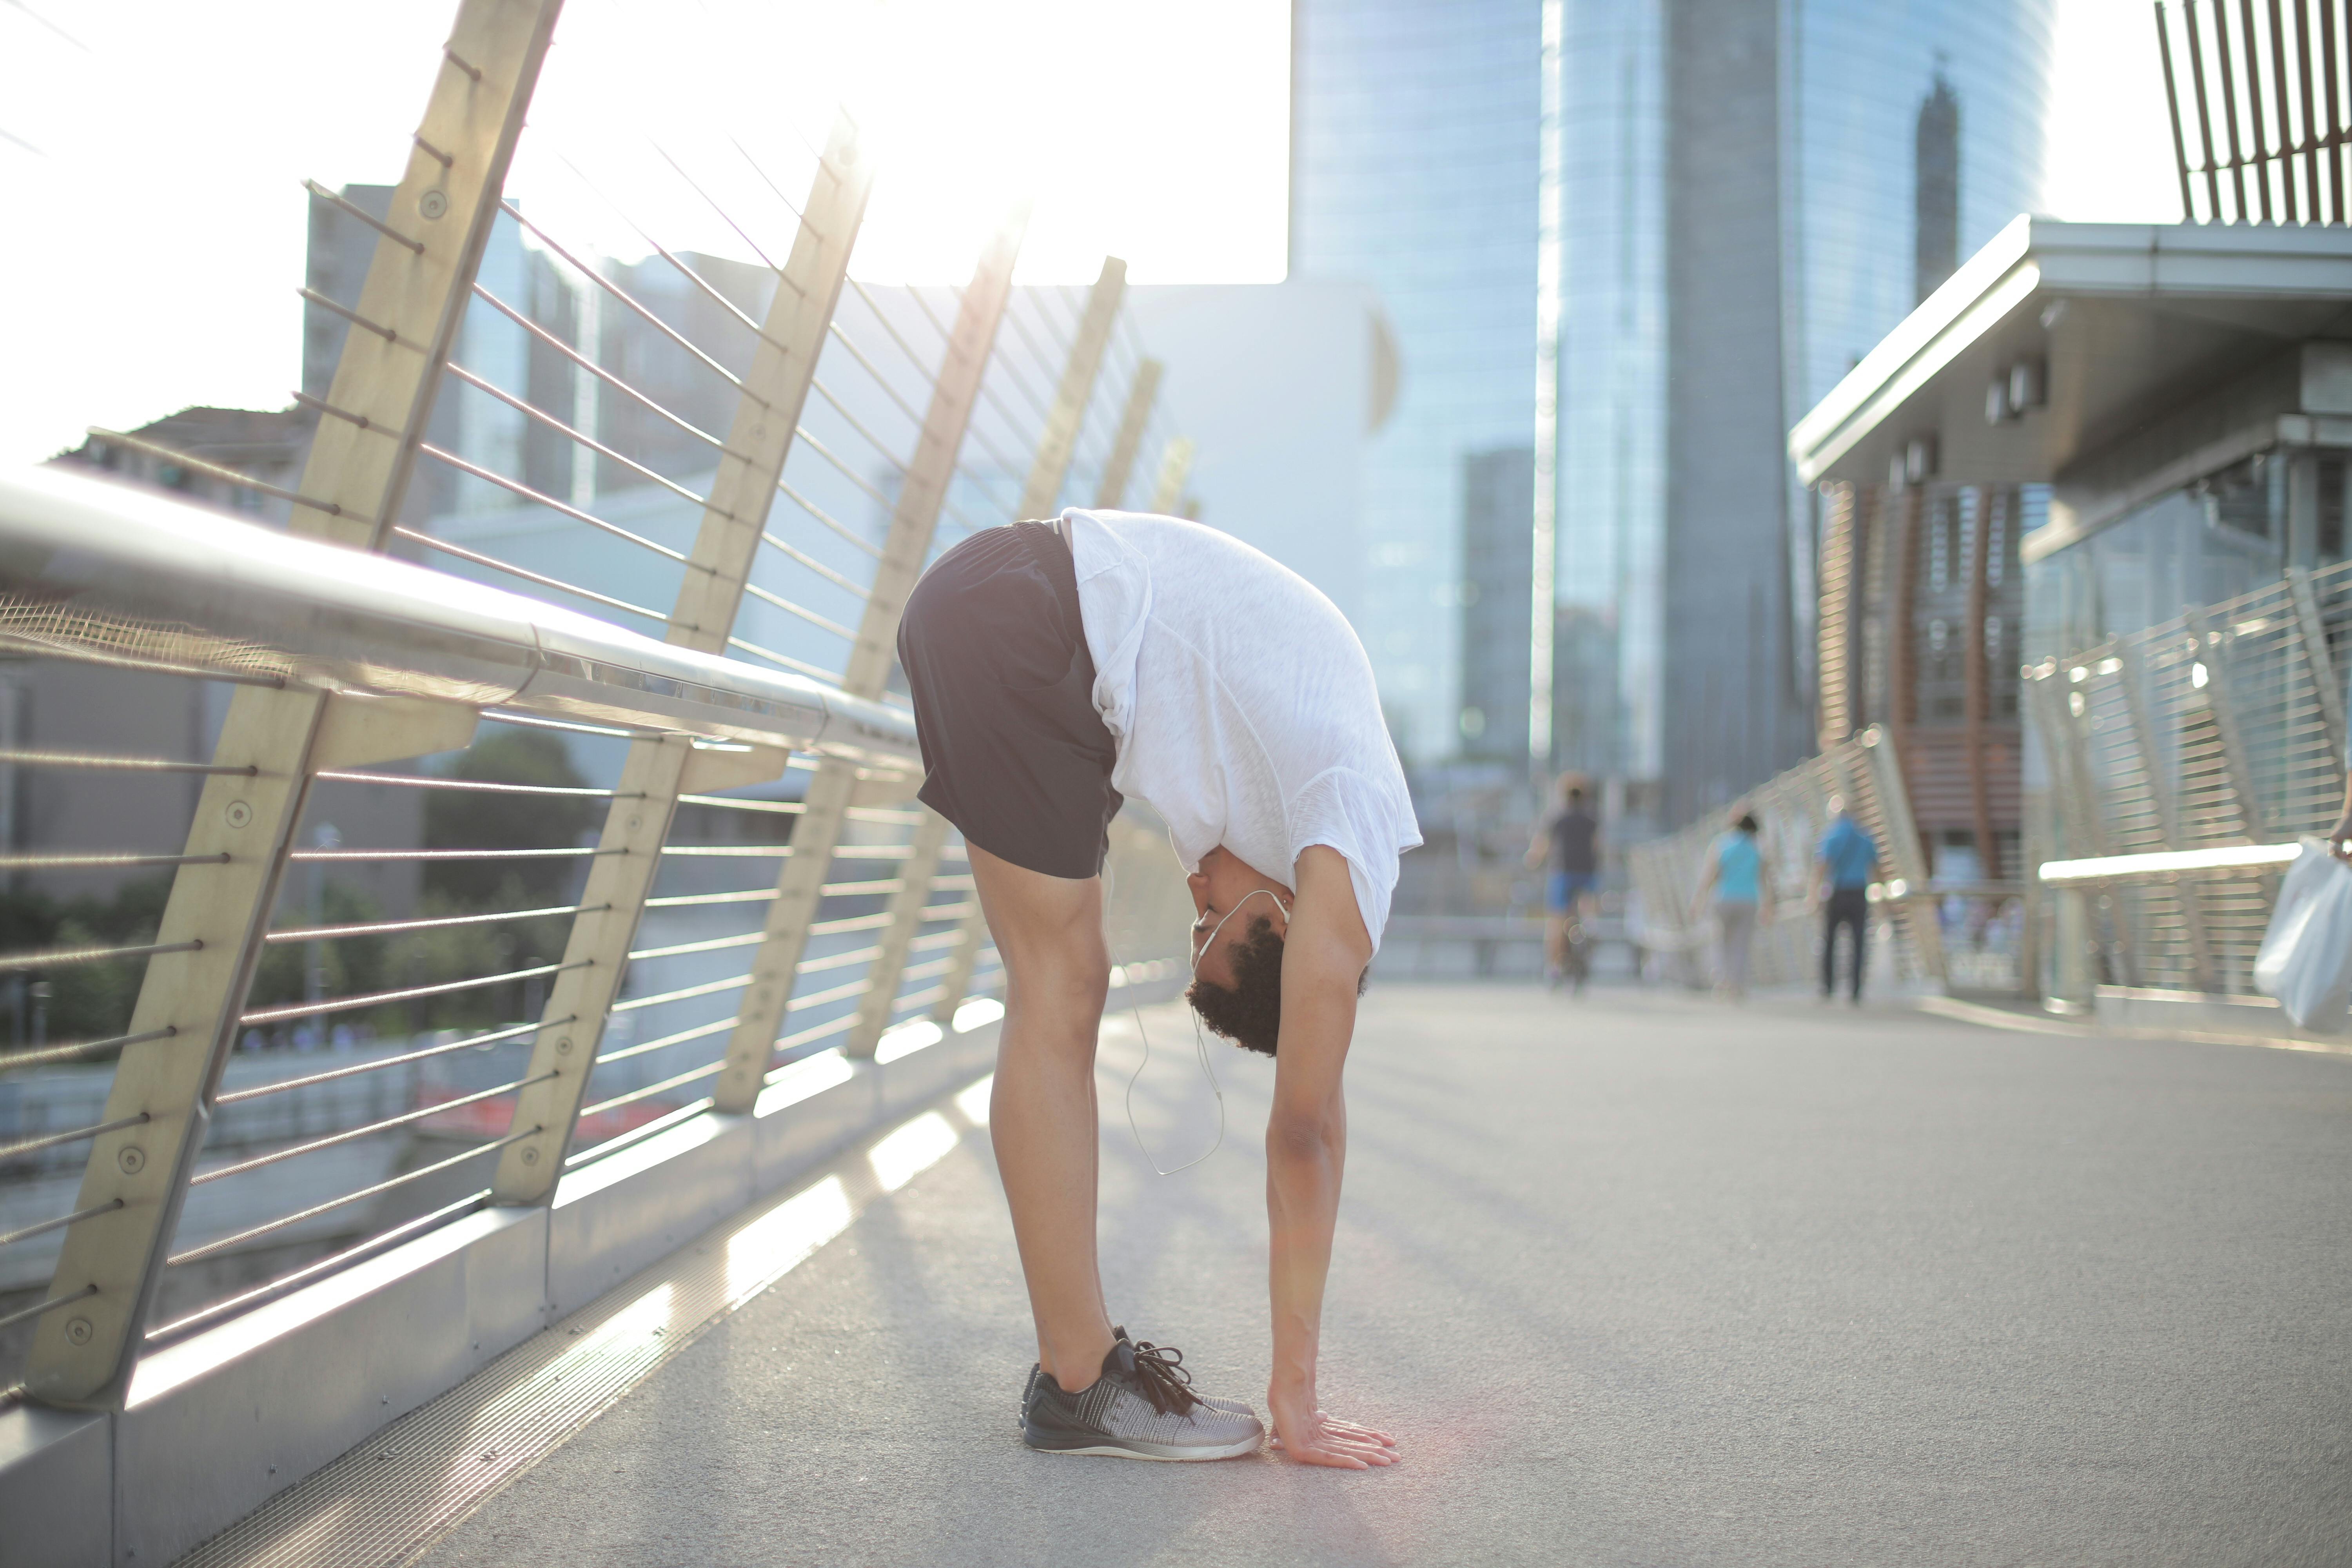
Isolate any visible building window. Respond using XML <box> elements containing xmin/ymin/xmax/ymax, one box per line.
<box><xmin>2197</xmin><ymin>454</ymin><xmax>2276</xmax><ymax>540</ymax></box>
<box><xmin>1929</xmin><ymin>494</ymin><xmax>1955</xmax><ymax>590</ymax></box>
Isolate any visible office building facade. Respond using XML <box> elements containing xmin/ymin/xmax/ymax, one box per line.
<box><xmin>1290</xmin><ymin>0</ymin><xmax>1543</xmax><ymax>765</ymax></box>
<box><xmin>1458</xmin><ymin>446</ymin><xmax>1538</xmax><ymax>759</ymax></box>
<box><xmin>1552</xmin><ymin>0</ymin><xmax>2054</xmax><ymax>826</ymax></box>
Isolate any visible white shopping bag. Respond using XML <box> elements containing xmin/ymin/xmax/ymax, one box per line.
<box><xmin>2253</xmin><ymin>838</ymin><xmax>2352</xmax><ymax>1033</ymax></box>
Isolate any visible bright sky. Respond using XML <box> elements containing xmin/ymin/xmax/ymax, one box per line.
<box><xmin>0</xmin><ymin>0</ymin><xmax>2170</xmax><ymax>467</ymax></box>
<box><xmin>2044</xmin><ymin>0</ymin><xmax>2182</xmax><ymax>223</ymax></box>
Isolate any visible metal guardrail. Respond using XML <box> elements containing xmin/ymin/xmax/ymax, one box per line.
<box><xmin>0</xmin><ymin>0</ymin><xmax>1197</xmax><ymax>1493</ymax></box>
<box><xmin>2039</xmin><ymin>844</ymin><xmax>2302</xmax><ymax>884</ymax></box>
<box><xmin>0</xmin><ymin>465</ymin><xmax>915</xmax><ymax>766</ymax></box>
<box><xmin>2024</xmin><ymin>559</ymin><xmax>2352</xmax><ymax>1002</ymax></box>
<box><xmin>2036</xmin><ymin>843</ymin><xmax>2312</xmax><ymax>1013</ymax></box>
<box><xmin>1623</xmin><ymin>725</ymin><xmax>1997</xmax><ymax>993</ymax></box>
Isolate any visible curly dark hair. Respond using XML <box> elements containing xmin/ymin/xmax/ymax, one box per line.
<box><xmin>1185</xmin><ymin>915</ymin><xmax>1371</xmax><ymax>1058</ymax></box>
<box><xmin>1186</xmin><ymin>915</ymin><xmax>1286</xmax><ymax>1056</ymax></box>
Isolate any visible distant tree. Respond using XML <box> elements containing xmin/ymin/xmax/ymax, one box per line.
<box><xmin>422</xmin><ymin>731</ymin><xmax>597</xmax><ymax>907</ymax></box>
<box><xmin>241</xmin><ymin>880</ymin><xmax>391</xmax><ymax>1019</ymax></box>
<box><xmin>10</xmin><ymin>873</ymin><xmax>174</xmax><ymax>1046</ymax></box>
<box><xmin>0</xmin><ymin>732</ymin><xmax>605</xmax><ymax>1054</ymax></box>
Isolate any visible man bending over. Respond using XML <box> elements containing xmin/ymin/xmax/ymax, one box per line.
<box><xmin>897</xmin><ymin>508</ymin><xmax>1419</xmax><ymax>1467</ymax></box>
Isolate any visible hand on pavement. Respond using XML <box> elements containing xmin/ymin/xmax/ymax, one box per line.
<box><xmin>1266</xmin><ymin>1384</ymin><xmax>1399</xmax><ymax>1468</ymax></box>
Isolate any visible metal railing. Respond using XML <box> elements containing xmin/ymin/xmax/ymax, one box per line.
<box><xmin>2025</xmin><ymin>559</ymin><xmax>2352</xmax><ymax>1004</ymax></box>
<box><xmin>0</xmin><ymin>0</ymin><xmax>1196</xmax><ymax>1427</ymax></box>
<box><xmin>1624</xmin><ymin>725</ymin><xmax>1969</xmax><ymax>993</ymax></box>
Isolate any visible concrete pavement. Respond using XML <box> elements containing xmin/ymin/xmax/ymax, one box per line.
<box><xmin>412</xmin><ymin>984</ymin><xmax>2352</xmax><ymax>1566</ymax></box>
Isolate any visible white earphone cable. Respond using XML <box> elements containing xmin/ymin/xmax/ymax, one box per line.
<box><xmin>1113</xmin><ymin>883</ymin><xmax>1288</xmax><ymax>1177</ymax></box>
<box><xmin>1118</xmin><ymin>961</ymin><xmax>1225</xmax><ymax>1176</ymax></box>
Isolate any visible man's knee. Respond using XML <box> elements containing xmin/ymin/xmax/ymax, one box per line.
<box><xmin>1002</xmin><ymin>939</ymin><xmax>1111</xmax><ymax>1013</ymax></box>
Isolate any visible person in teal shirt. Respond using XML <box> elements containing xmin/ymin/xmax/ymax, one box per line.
<box><xmin>1691</xmin><ymin>811</ymin><xmax>1770</xmax><ymax>998</ymax></box>
<box><xmin>1814</xmin><ymin>798</ymin><xmax>1880</xmax><ymax>1003</ymax></box>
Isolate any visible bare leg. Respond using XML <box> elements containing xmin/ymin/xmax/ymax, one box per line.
<box><xmin>968</xmin><ymin>844</ymin><xmax>1117</xmax><ymax>1392</ymax></box>
<box><xmin>1569</xmin><ymin>891</ymin><xmax>1594</xmax><ymax>989</ymax></box>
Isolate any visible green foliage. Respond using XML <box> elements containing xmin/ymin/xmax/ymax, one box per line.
<box><xmin>422</xmin><ymin>731</ymin><xmax>596</xmax><ymax>906</ymax></box>
<box><xmin>238</xmin><ymin>876</ymin><xmax>565</xmax><ymax>1042</ymax></box>
<box><xmin>373</xmin><ymin>875</ymin><xmax>575</xmax><ymax>1035</ymax></box>
<box><xmin>242</xmin><ymin>880</ymin><xmax>392</xmax><ymax>1015</ymax></box>
<box><xmin>0</xmin><ymin>873</ymin><xmax>173</xmax><ymax>1045</ymax></box>
<box><xmin>0</xmin><ymin>730</ymin><xmax>601</xmax><ymax>1054</ymax></box>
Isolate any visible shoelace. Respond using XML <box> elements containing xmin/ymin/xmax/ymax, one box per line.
<box><xmin>1125</xmin><ymin>1339</ymin><xmax>1202</xmax><ymax>1417</ymax></box>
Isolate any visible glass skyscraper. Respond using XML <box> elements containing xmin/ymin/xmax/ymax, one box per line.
<box><xmin>1290</xmin><ymin>0</ymin><xmax>2052</xmax><ymax>808</ymax></box>
<box><xmin>1554</xmin><ymin>0</ymin><xmax>2053</xmax><ymax>821</ymax></box>
<box><xmin>1785</xmin><ymin>4</ymin><xmax>2053</xmax><ymax>445</ymax></box>
<box><xmin>1290</xmin><ymin>0</ymin><xmax>1542</xmax><ymax>765</ymax></box>
<box><xmin>1553</xmin><ymin>2</ymin><xmax>1667</xmax><ymax>784</ymax></box>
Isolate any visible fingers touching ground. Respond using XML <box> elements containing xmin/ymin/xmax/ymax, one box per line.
<box><xmin>1269</xmin><ymin>1410</ymin><xmax>1400</xmax><ymax>1468</ymax></box>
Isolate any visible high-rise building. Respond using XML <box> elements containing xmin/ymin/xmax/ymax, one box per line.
<box><xmin>1551</xmin><ymin>0</ymin><xmax>2054</xmax><ymax>827</ymax></box>
<box><xmin>1915</xmin><ymin>70</ymin><xmax>1962</xmax><ymax>303</ymax></box>
<box><xmin>1290</xmin><ymin>0</ymin><xmax>1542</xmax><ymax>765</ymax></box>
<box><xmin>1458</xmin><ymin>446</ymin><xmax>1537</xmax><ymax>760</ymax></box>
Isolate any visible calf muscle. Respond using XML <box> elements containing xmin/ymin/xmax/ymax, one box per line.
<box><xmin>968</xmin><ymin>844</ymin><xmax>1116</xmax><ymax>1389</ymax></box>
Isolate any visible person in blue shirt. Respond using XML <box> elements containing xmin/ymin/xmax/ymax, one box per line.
<box><xmin>1815</xmin><ymin>797</ymin><xmax>1881</xmax><ymax>1003</ymax></box>
<box><xmin>1523</xmin><ymin>775</ymin><xmax>1601</xmax><ymax>991</ymax></box>
<box><xmin>1691</xmin><ymin>811</ymin><xmax>1769</xmax><ymax>998</ymax></box>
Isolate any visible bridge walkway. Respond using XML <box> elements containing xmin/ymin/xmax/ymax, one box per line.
<box><xmin>189</xmin><ymin>984</ymin><xmax>2352</xmax><ymax>1567</ymax></box>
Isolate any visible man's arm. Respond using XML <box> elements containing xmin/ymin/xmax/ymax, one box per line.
<box><xmin>1266</xmin><ymin>845</ymin><xmax>1396</xmax><ymax>1468</ymax></box>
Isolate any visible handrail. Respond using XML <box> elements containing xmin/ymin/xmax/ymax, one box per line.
<box><xmin>0</xmin><ymin>465</ymin><xmax>918</xmax><ymax>768</ymax></box>
<box><xmin>2038</xmin><ymin>844</ymin><xmax>2301</xmax><ymax>884</ymax></box>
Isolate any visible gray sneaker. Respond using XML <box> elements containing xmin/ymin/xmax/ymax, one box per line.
<box><xmin>1018</xmin><ymin>1328</ymin><xmax>1256</xmax><ymax>1430</ymax></box>
<box><xmin>1115</xmin><ymin>1326</ymin><xmax>1256</xmax><ymax>1419</ymax></box>
<box><xmin>1022</xmin><ymin>1339</ymin><xmax>1264</xmax><ymax>1460</ymax></box>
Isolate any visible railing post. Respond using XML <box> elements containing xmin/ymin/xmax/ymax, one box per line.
<box><xmin>1147</xmin><ymin>435</ymin><xmax>1197</xmax><ymax>513</ymax></box>
<box><xmin>2113</xmin><ymin>640</ymin><xmax>2218</xmax><ymax>990</ymax></box>
<box><xmin>712</xmin><ymin>221</ymin><xmax>1027</xmax><ymax>1105</ymax></box>
<box><xmin>930</xmin><ymin>259</ymin><xmax>1129</xmax><ymax>1027</ymax></box>
<box><xmin>2182</xmin><ymin>604</ymin><xmax>2267</xmax><ymax>840</ymax></box>
<box><xmin>843</xmin><ymin>347</ymin><xmax>1161</xmax><ymax>1056</ymax></box>
<box><xmin>23</xmin><ymin>0</ymin><xmax>563</xmax><ymax>1408</ymax></box>
<box><xmin>2025</xmin><ymin>666</ymin><xmax>2125</xmax><ymax>993</ymax></box>
<box><xmin>2052</xmin><ymin>885</ymin><xmax>2096</xmax><ymax>1013</ymax></box>
<box><xmin>1093</xmin><ymin>359</ymin><xmax>1163</xmax><ymax>509</ymax></box>
<box><xmin>839</xmin><ymin>811</ymin><xmax>956</xmax><ymax>1057</ymax></box>
<box><xmin>488</xmin><ymin>113</ymin><xmax>877</xmax><ymax>1201</ymax></box>
<box><xmin>1857</xmin><ymin>724</ymin><xmax>1948</xmax><ymax>987</ymax></box>
<box><xmin>2287</xmin><ymin>565</ymin><xmax>2348</xmax><ymax>777</ymax></box>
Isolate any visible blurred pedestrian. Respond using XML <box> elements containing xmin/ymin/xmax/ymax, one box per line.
<box><xmin>1524</xmin><ymin>774</ymin><xmax>1600</xmax><ymax>991</ymax></box>
<box><xmin>1692</xmin><ymin>810</ymin><xmax>1769</xmax><ymax>998</ymax></box>
<box><xmin>1815</xmin><ymin>796</ymin><xmax>1880</xmax><ymax>1003</ymax></box>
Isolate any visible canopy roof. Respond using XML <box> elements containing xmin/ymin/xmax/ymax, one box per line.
<box><xmin>1789</xmin><ymin>217</ymin><xmax>2352</xmax><ymax>490</ymax></box>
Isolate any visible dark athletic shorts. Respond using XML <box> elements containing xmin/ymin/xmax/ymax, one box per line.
<box><xmin>896</xmin><ymin>521</ymin><xmax>1122</xmax><ymax>880</ymax></box>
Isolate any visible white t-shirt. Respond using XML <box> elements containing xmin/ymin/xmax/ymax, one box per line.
<box><xmin>1063</xmin><ymin>508</ymin><xmax>1422</xmax><ymax>950</ymax></box>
